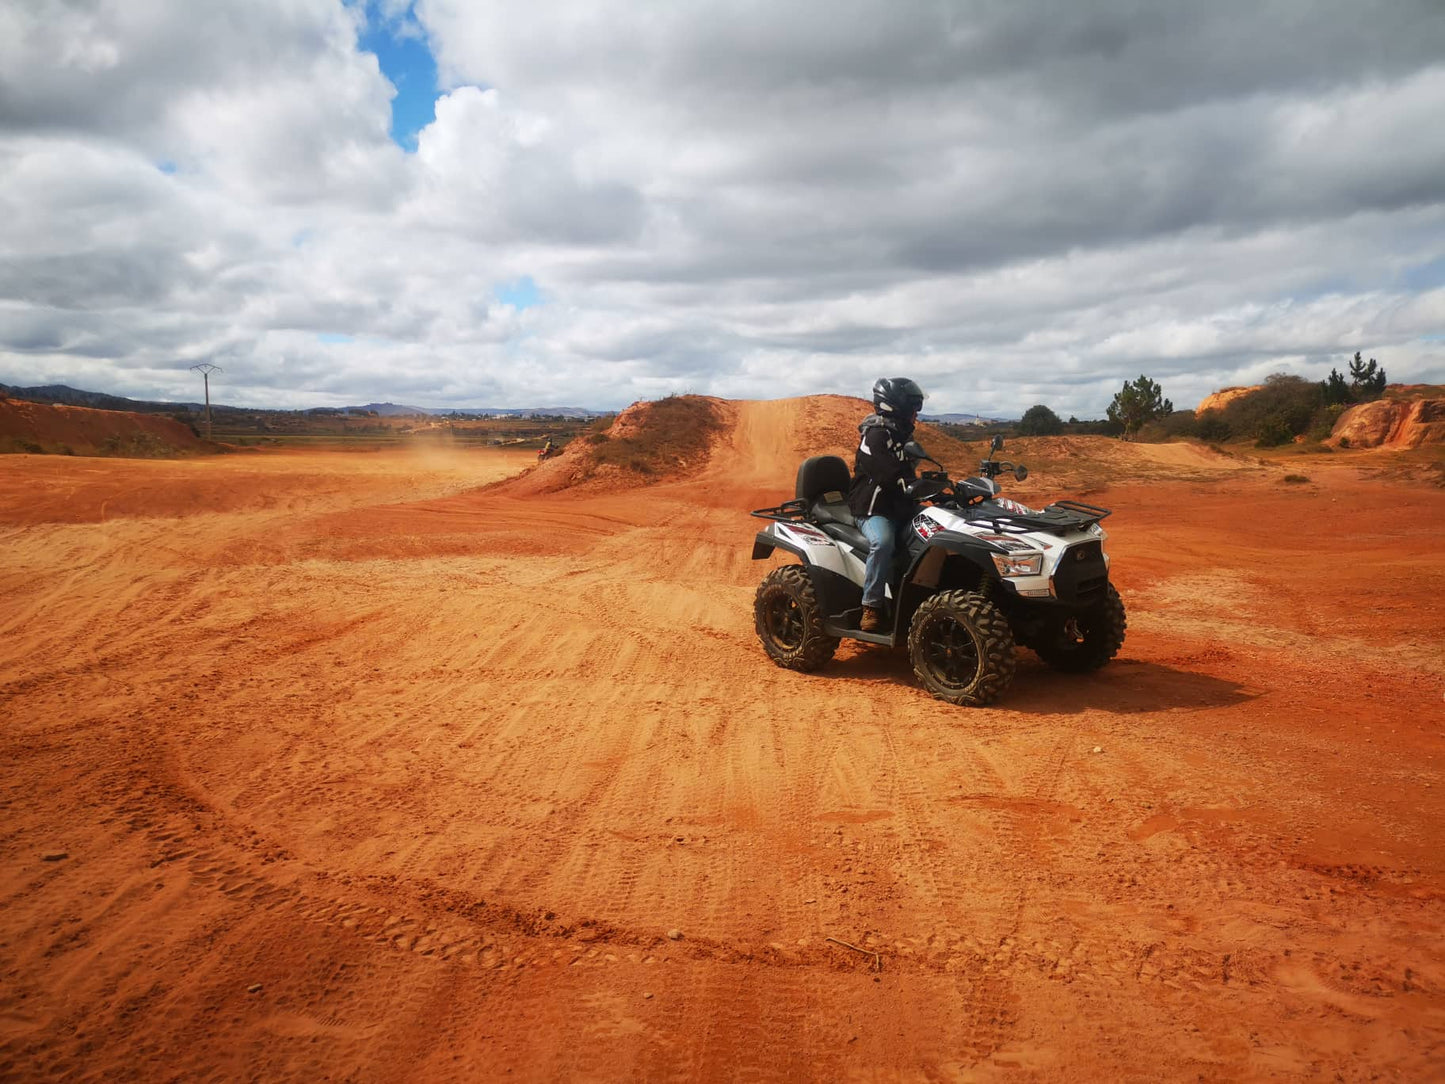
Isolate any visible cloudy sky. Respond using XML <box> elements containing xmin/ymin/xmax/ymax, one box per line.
<box><xmin>2</xmin><ymin>0</ymin><xmax>1443</xmax><ymax>416</ymax></box>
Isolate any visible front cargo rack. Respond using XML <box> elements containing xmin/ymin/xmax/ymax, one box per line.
<box><xmin>964</xmin><ymin>499</ymin><xmax>1111</xmax><ymax>535</ymax></box>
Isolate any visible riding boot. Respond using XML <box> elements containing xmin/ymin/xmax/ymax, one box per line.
<box><xmin>860</xmin><ymin>605</ymin><xmax>884</xmax><ymax>632</ymax></box>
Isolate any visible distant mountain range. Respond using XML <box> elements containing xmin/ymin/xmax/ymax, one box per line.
<box><xmin>922</xmin><ymin>413</ymin><xmax>1012</xmax><ymax>425</ymax></box>
<box><xmin>0</xmin><ymin>383</ymin><xmax>1004</xmax><ymax>422</ymax></box>
<box><xmin>0</xmin><ymin>383</ymin><xmax>608</xmax><ymax>418</ymax></box>
<box><xmin>353</xmin><ymin>402</ymin><xmax>603</xmax><ymax>418</ymax></box>
<box><xmin>0</xmin><ymin>382</ymin><xmax>203</xmax><ymax>414</ymax></box>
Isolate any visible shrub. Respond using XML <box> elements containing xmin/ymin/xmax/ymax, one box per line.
<box><xmin>1194</xmin><ymin>414</ymin><xmax>1232</xmax><ymax>442</ymax></box>
<box><xmin>1308</xmin><ymin>402</ymin><xmax>1348</xmax><ymax>442</ymax></box>
<box><xmin>1221</xmin><ymin>374</ymin><xmax>1323</xmax><ymax>445</ymax></box>
<box><xmin>1136</xmin><ymin>409</ymin><xmax>1201</xmax><ymax>442</ymax></box>
<box><xmin>1018</xmin><ymin>404</ymin><xmax>1064</xmax><ymax>436</ymax></box>
<box><xmin>1059</xmin><ymin>416</ymin><xmax>1124</xmax><ymax>437</ymax></box>
<box><xmin>1254</xmin><ymin>419</ymin><xmax>1295</xmax><ymax>448</ymax></box>
<box><xmin>1282</xmin><ymin>474</ymin><xmax>1310</xmax><ymax>484</ymax></box>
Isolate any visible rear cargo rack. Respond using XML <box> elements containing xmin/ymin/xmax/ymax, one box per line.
<box><xmin>750</xmin><ymin>498</ymin><xmax>810</xmax><ymax>523</ymax></box>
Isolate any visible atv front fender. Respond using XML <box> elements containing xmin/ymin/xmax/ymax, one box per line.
<box><xmin>905</xmin><ymin>530</ymin><xmax>1005</xmax><ymax>585</ymax></box>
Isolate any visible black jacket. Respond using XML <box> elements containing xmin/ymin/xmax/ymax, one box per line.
<box><xmin>847</xmin><ymin>414</ymin><xmax>917</xmax><ymax>521</ymax></box>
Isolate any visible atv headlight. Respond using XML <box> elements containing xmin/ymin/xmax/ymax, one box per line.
<box><xmin>991</xmin><ymin>552</ymin><xmax>1043</xmax><ymax>577</ymax></box>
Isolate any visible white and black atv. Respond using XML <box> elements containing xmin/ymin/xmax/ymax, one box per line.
<box><xmin>749</xmin><ymin>436</ymin><xmax>1126</xmax><ymax>706</ymax></box>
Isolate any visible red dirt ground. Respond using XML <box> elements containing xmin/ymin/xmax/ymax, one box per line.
<box><xmin>2</xmin><ymin>399</ymin><xmax>1443</xmax><ymax>1081</ymax></box>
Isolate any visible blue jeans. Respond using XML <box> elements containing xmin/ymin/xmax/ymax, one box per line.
<box><xmin>859</xmin><ymin>515</ymin><xmax>896</xmax><ymax>608</ymax></box>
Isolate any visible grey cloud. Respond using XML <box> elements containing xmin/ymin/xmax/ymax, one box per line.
<box><xmin>3</xmin><ymin>0</ymin><xmax>1444</xmax><ymax>415</ymax></box>
<box><xmin>0</xmin><ymin>0</ymin><xmax>351</xmax><ymax>138</ymax></box>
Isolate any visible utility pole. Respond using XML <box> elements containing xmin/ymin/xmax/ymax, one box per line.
<box><xmin>190</xmin><ymin>363</ymin><xmax>222</xmax><ymax>441</ymax></box>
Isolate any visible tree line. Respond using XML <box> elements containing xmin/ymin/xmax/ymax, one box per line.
<box><xmin>1008</xmin><ymin>353</ymin><xmax>1388</xmax><ymax>446</ymax></box>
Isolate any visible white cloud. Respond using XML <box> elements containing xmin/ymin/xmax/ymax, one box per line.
<box><xmin>1</xmin><ymin>0</ymin><xmax>1443</xmax><ymax>415</ymax></box>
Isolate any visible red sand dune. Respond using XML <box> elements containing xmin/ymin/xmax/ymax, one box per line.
<box><xmin>1</xmin><ymin>396</ymin><xmax>1443</xmax><ymax>1081</ymax></box>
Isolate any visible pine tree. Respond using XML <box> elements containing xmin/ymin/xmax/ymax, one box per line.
<box><xmin>1321</xmin><ymin>367</ymin><xmax>1352</xmax><ymax>406</ymax></box>
<box><xmin>1347</xmin><ymin>352</ymin><xmax>1386</xmax><ymax>398</ymax></box>
<box><xmin>1106</xmin><ymin>376</ymin><xmax>1173</xmax><ymax>439</ymax></box>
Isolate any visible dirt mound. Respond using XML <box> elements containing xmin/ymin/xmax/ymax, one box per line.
<box><xmin>0</xmin><ymin>396</ymin><xmax>210</xmax><ymax>457</ymax></box>
<box><xmin>1196</xmin><ymin>385</ymin><xmax>1263</xmax><ymax>414</ymax></box>
<box><xmin>1332</xmin><ymin>396</ymin><xmax>1445</xmax><ymax>448</ymax></box>
<box><xmin>499</xmin><ymin>393</ymin><xmax>1257</xmax><ymax>507</ymax></box>
<box><xmin>992</xmin><ymin>435</ymin><xmax>1255</xmax><ymax>497</ymax></box>
<box><xmin>501</xmin><ymin>394</ymin><xmax>728</xmax><ymax>496</ymax></box>
<box><xmin>504</xmin><ymin>393</ymin><xmax>984</xmax><ymax>501</ymax></box>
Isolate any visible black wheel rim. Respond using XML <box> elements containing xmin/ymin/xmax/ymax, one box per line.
<box><xmin>921</xmin><ymin>615</ymin><xmax>981</xmax><ymax>690</ymax></box>
<box><xmin>764</xmin><ymin>593</ymin><xmax>805</xmax><ymax>649</ymax></box>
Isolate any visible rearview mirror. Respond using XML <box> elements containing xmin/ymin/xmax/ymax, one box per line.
<box><xmin>990</xmin><ymin>434</ymin><xmax>1004</xmax><ymax>454</ymax></box>
<box><xmin>903</xmin><ymin>440</ymin><xmax>927</xmax><ymax>460</ymax></box>
<box><xmin>1014</xmin><ymin>465</ymin><xmax>1029</xmax><ymax>481</ymax></box>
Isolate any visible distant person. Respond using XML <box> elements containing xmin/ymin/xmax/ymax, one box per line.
<box><xmin>538</xmin><ymin>438</ymin><xmax>555</xmax><ymax>460</ymax></box>
<box><xmin>848</xmin><ymin>378</ymin><xmax>926</xmax><ymax>631</ymax></box>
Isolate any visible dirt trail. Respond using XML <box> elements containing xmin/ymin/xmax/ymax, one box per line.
<box><xmin>2</xmin><ymin>406</ymin><xmax>1444</xmax><ymax>1081</ymax></box>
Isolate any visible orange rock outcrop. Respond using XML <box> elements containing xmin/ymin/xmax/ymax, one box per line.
<box><xmin>1331</xmin><ymin>397</ymin><xmax>1445</xmax><ymax>448</ymax></box>
<box><xmin>1195</xmin><ymin>385</ymin><xmax>1263</xmax><ymax>414</ymax></box>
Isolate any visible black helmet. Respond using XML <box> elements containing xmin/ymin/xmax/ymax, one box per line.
<box><xmin>872</xmin><ymin>377</ymin><xmax>926</xmax><ymax>420</ymax></box>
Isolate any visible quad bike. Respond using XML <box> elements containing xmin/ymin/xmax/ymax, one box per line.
<box><xmin>537</xmin><ymin>444</ymin><xmax>559</xmax><ymax>461</ymax></box>
<box><xmin>749</xmin><ymin>436</ymin><xmax>1126</xmax><ymax>706</ymax></box>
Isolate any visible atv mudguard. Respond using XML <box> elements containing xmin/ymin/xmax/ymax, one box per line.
<box><xmin>752</xmin><ymin>526</ymin><xmax>866</xmax><ymax>629</ymax></box>
<box><xmin>903</xmin><ymin>530</ymin><xmax>1004</xmax><ymax>586</ymax></box>
<box><xmin>751</xmin><ymin>530</ymin><xmax>796</xmax><ymax>562</ymax></box>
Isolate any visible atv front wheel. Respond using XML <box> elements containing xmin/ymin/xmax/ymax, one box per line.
<box><xmin>907</xmin><ymin>590</ymin><xmax>1016</xmax><ymax>706</ymax></box>
<box><xmin>754</xmin><ymin>566</ymin><xmax>839</xmax><ymax>672</ymax></box>
<box><xmin>1032</xmin><ymin>585</ymin><xmax>1127</xmax><ymax>672</ymax></box>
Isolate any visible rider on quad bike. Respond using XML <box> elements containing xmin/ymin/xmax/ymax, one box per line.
<box><xmin>849</xmin><ymin>377</ymin><xmax>927</xmax><ymax>633</ymax></box>
<box><xmin>750</xmin><ymin>426</ymin><xmax>1126</xmax><ymax>707</ymax></box>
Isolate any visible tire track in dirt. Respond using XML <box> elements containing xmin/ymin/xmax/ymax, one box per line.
<box><xmin>5</xmin><ymin>425</ymin><xmax>1445</xmax><ymax>1080</ymax></box>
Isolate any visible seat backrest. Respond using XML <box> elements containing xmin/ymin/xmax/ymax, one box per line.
<box><xmin>795</xmin><ymin>455</ymin><xmax>851</xmax><ymax>502</ymax></box>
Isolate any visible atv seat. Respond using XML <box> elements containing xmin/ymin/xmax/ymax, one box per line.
<box><xmin>795</xmin><ymin>455</ymin><xmax>868</xmax><ymax>553</ymax></box>
<box><xmin>818</xmin><ymin>519</ymin><xmax>869</xmax><ymax>553</ymax></box>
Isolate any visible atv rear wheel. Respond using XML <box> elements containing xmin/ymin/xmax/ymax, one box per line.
<box><xmin>907</xmin><ymin>590</ymin><xmax>1016</xmax><ymax>706</ymax></box>
<box><xmin>1032</xmin><ymin>585</ymin><xmax>1127</xmax><ymax>672</ymax></box>
<box><xmin>754</xmin><ymin>565</ymin><xmax>839</xmax><ymax>672</ymax></box>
